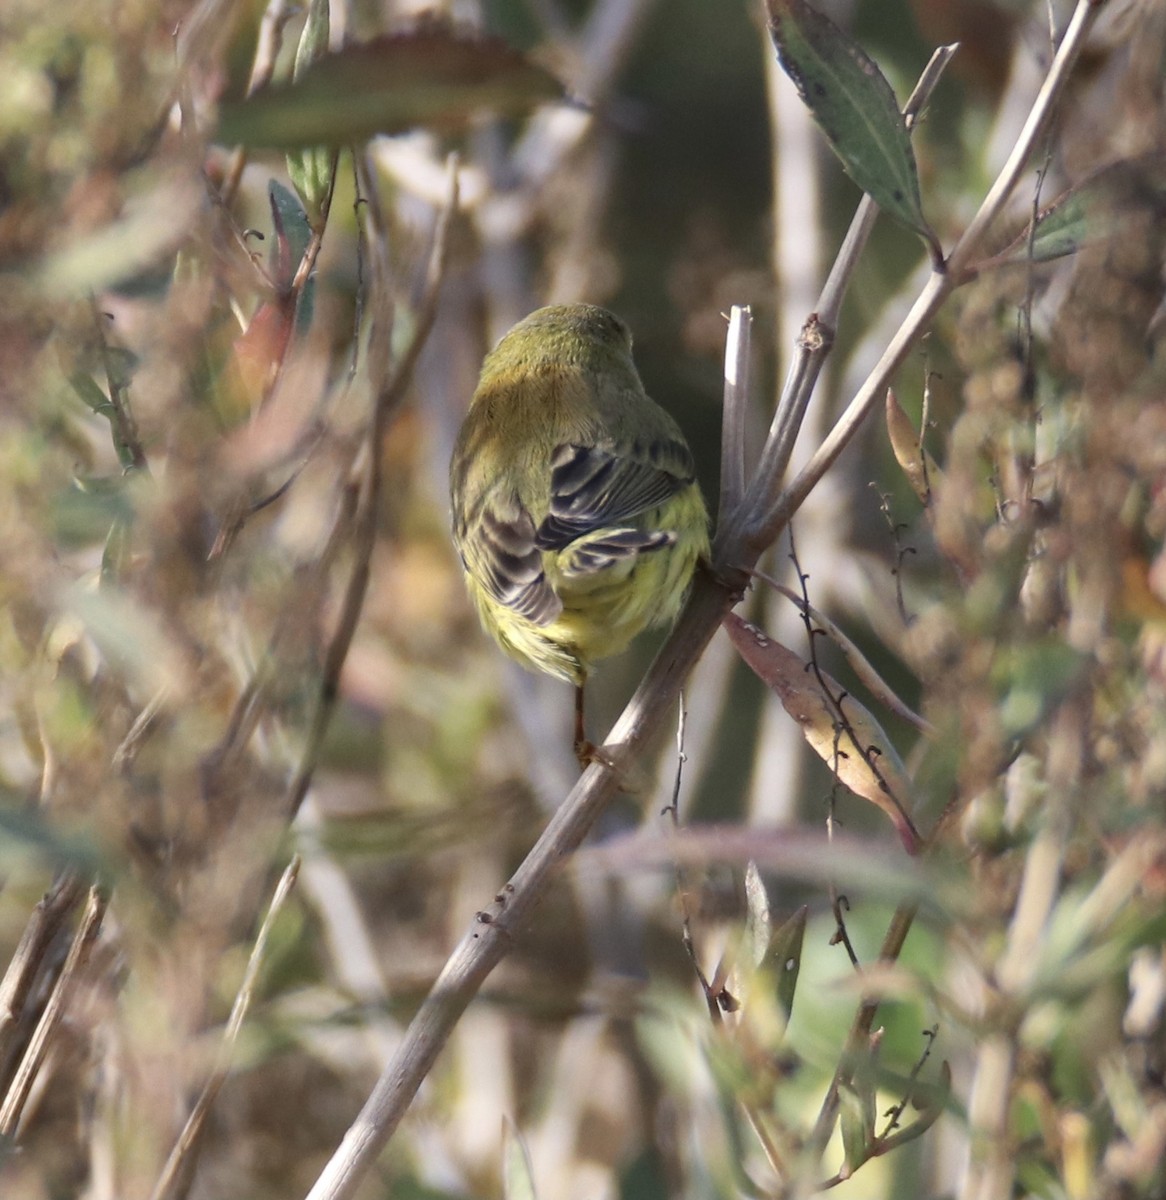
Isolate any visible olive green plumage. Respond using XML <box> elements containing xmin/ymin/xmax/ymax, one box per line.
<box><xmin>450</xmin><ymin>304</ymin><xmax>709</xmax><ymax>687</ymax></box>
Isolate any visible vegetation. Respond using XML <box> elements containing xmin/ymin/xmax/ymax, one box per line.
<box><xmin>0</xmin><ymin>0</ymin><xmax>1163</xmax><ymax>1198</ymax></box>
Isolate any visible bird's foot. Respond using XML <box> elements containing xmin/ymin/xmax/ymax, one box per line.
<box><xmin>574</xmin><ymin>737</ymin><xmax>617</xmax><ymax>772</ymax></box>
<box><xmin>574</xmin><ymin>738</ymin><xmax>650</xmax><ymax>793</ymax></box>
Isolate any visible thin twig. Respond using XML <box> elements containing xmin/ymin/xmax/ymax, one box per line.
<box><xmin>0</xmin><ymin>872</ymin><xmax>84</xmax><ymax>1090</ymax></box>
<box><xmin>718</xmin><ymin>44</ymin><xmax>959</xmax><ymax>566</ymax></box>
<box><xmin>150</xmin><ymin>856</ymin><xmax>302</xmax><ymax>1200</ymax></box>
<box><xmin>0</xmin><ymin>886</ymin><xmax>107</xmax><ymax>1138</ymax></box>
<box><xmin>872</xmin><ymin>485</ymin><xmax>915</xmax><ymax>626</ymax></box>
<box><xmin>91</xmin><ymin>299</ymin><xmax>149</xmax><ymax>474</ymax></box>
<box><xmin>803</xmin><ymin>901</ymin><xmax>919</xmax><ymax>1174</ymax></box>
<box><xmin>662</xmin><ymin>695</ymin><xmax>720</xmax><ymax>1021</ymax></box>
<box><xmin>763</xmin><ymin>2</ymin><xmax>1103</xmax><ymax>553</ymax></box>
<box><xmin>783</xmin><ymin>532</ymin><xmax>922</xmax><ymax>853</ymax></box>
<box><xmin>879</xmin><ymin>1023</ymin><xmax>938</xmax><ymax>1139</ymax></box>
<box><xmin>749</xmin><ymin>569</ymin><xmax>934</xmax><ymax>735</ymax></box>
<box><xmin>284</xmin><ymin>155</ymin><xmax>459</xmax><ymax>823</ymax></box>
<box><xmin>786</xmin><ymin>530</ymin><xmax>864</xmax><ymax>969</ymax></box>
<box><xmin>204</xmin><ymin>179</ymin><xmax>279</xmax><ymax>294</ymax></box>
<box><xmin>348</xmin><ymin>158</ymin><xmax>372</xmax><ymax>384</ymax></box>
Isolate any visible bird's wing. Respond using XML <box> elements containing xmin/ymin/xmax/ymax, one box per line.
<box><xmin>535</xmin><ymin>436</ymin><xmax>695</xmax><ymax>552</ymax></box>
<box><xmin>458</xmin><ymin>495</ymin><xmax>563</xmax><ymax>625</ymax></box>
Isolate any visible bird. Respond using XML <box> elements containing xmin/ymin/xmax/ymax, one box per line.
<box><xmin>450</xmin><ymin>303</ymin><xmax>710</xmax><ymax>765</ymax></box>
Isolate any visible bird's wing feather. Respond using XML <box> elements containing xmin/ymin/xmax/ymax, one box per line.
<box><xmin>557</xmin><ymin>529</ymin><xmax>676</xmax><ymax>576</ymax></box>
<box><xmin>535</xmin><ymin>435</ymin><xmax>694</xmax><ymax>551</ymax></box>
<box><xmin>463</xmin><ymin>500</ymin><xmax>562</xmax><ymax>625</ymax></box>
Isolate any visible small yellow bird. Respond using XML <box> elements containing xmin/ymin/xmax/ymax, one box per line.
<box><xmin>450</xmin><ymin>304</ymin><xmax>710</xmax><ymax>763</ymax></box>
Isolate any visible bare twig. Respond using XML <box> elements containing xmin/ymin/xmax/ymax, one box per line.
<box><xmin>0</xmin><ymin>872</ymin><xmax>85</xmax><ymax>1089</ymax></box>
<box><xmin>784</xmin><ymin>531</ymin><xmax>922</xmax><ymax>854</ymax></box>
<box><xmin>766</xmin><ymin>3</ymin><xmax>1103</xmax><ymax>550</ymax></box>
<box><xmin>750</xmin><ymin>569</ymin><xmax>934</xmax><ymax>735</ymax></box>
<box><xmin>662</xmin><ymin>697</ymin><xmax>720</xmax><ymax>1021</ymax></box>
<box><xmin>150</xmin><ymin>856</ymin><xmax>301</xmax><ymax>1200</ymax></box>
<box><xmin>284</xmin><ymin>155</ymin><xmax>459</xmax><ymax>823</ymax></box>
<box><xmin>786</xmin><ymin>531</ymin><xmax>865</xmax><ymax>970</ymax></box>
<box><xmin>722</xmin><ymin>44</ymin><xmax>959</xmax><ymax>563</ymax></box>
<box><xmin>879</xmin><ymin>1023</ymin><xmax>939</xmax><ymax>1139</ymax></box>
<box><xmin>803</xmin><ymin>901</ymin><xmax>919</xmax><ymax>1176</ymax></box>
<box><xmin>0</xmin><ymin>885</ymin><xmax>107</xmax><ymax>1138</ymax></box>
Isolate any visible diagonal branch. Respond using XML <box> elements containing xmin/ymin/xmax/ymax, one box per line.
<box><xmin>302</xmin><ymin>6</ymin><xmax>1105</xmax><ymax>1196</ymax></box>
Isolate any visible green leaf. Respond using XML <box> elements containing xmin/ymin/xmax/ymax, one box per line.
<box><xmin>70</xmin><ymin>371</ymin><xmax>114</xmax><ymax>417</ymax></box>
<box><xmin>101</xmin><ymin>516</ymin><xmax>134</xmax><ymax>587</ymax></box>
<box><xmin>0</xmin><ymin>797</ymin><xmax>104</xmax><ymax>876</ymax></box>
<box><xmin>287</xmin><ymin>0</ymin><xmax>337</xmax><ymax>221</ymax></box>
<box><xmin>878</xmin><ymin>1061</ymin><xmax>952</xmax><ymax>1153</ymax></box>
<box><xmin>502</xmin><ymin>1118</ymin><xmax>538</xmax><ymax>1200</ymax></box>
<box><xmin>997</xmin><ymin>159</ymin><xmax>1166</xmax><ymax>265</ymax></box>
<box><xmin>69</xmin><ymin>370</ymin><xmax>142</xmax><ymax>471</ymax></box>
<box><xmin>743</xmin><ymin>860</ymin><xmax>772</xmax><ymax>969</ymax></box>
<box><xmin>768</xmin><ymin>905</ymin><xmax>807</xmax><ymax>1022</ymax></box>
<box><xmin>765</xmin><ymin>0</ymin><xmax>935</xmax><ymax>250</ymax></box>
<box><xmin>838</xmin><ymin>1082</ymin><xmax>873</xmax><ymax>1175</ymax></box>
<box><xmin>991</xmin><ymin>639</ymin><xmax>1087</xmax><ymax>740</ymax></box>
<box><xmin>293</xmin><ymin>0</ymin><xmax>330</xmax><ymax>80</ymax></box>
<box><xmin>268</xmin><ymin>181</ymin><xmax>312</xmax><ymax>285</ymax></box>
<box><xmin>287</xmin><ymin>147</ymin><xmax>337</xmax><ymax>226</ymax></box>
<box><xmin>217</xmin><ymin>29</ymin><xmax>562</xmax><ymax>149</ymax></box>
<box><xmin>266</xmin><ymin>181</ymin><xmax>316</xmax><ymax>332</ymax></box>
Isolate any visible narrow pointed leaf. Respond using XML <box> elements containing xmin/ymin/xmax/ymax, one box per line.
<box><xmin>267</xmin><ymin>181</ymin><xmax>315</xmax><ymax>332</ymax></box>
<box><xmin>769</xmin><ymin>905</ymin><xmax>808</xmax><ymax>1021</ymax></box>
<box><xmin>724</xmin><ymin>612</ymin><xmax>921</xmax><ymax>853</ymax></box>
<box><xmin>69</xmin><ymin>371</ymin><xmax>141</xmax><ymax>470</ymax></box>
<box><xmin>217</xmin><ymin>30</ymin><xmax>562</xmax><ymax>149</ymax></box>
<box><xmin>502</xmin><ymin>1117</ymin><xmax>538</xmax><ymax>1200</ymax></box>
<box><xmin>838</xmin><ymin>1082</ymin><xmax>873</xmax><ymax>1174</ymax></box>
<box><xmin>878</xmin><ymin>1060</ymin><xmax>952</xmax><ymax>1153</ymax></box>
<box><xmin>765</xmin><ymin>0</ymin><xmax>934</xmax><ymax>248</ymax></box>
<box><xmin>70</xmin><ymin>372</ymin><xmax>114</xmax><ymax>417</ymax></box>
<box><xmin>997</xmin><ymin>160</ymin><xmax>1166</xmax><ymax>265</ymax></box>
<box><xmin>842</xmin><ymin>1032</ymin><xmax>881</xmax><ymax>1171</ymax></box>
<box><xmin>287</xmin><ymin>0</ymin><xmax>336</xmax><ymax>220</ymax></box>
<box><xmin>744</xmin><ymin>860</ymin><xmax>772</xmax><ymax>969</ymax></box>
<box><xmin>886</xmin><ymin>388</ymin><xmax>941</xmax><ymax>506</ymax></box>
<box><xmin>101</xmin><ymin>516</ymin><xmax>134</xmax><ymax>587</ymax></box>
<box><xmin>743</xmin><ymin>869</ymin><xmax>805</xmax><ymax>1020</ymax></box>
<box><xmin>268</xmin><ymin>181</ymin><xmax>312</xmax><ymax>287</ymax></box>
<box><xmin>293</xmin><ymin>0</ymin><xmax>330</xmax><ymax>78</ymax></box>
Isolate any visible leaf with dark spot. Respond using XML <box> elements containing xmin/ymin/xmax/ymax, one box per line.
<box><xmin>766</xmin><ymin>0</ymin><xmax>936</xmax><ymax>253</ymax></box>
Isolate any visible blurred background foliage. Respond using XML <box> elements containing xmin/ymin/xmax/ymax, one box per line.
<box><xmin>1</xmin><ymin>0</ymin><xmax>1164</xmax><ymax>1197</ymax></box>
